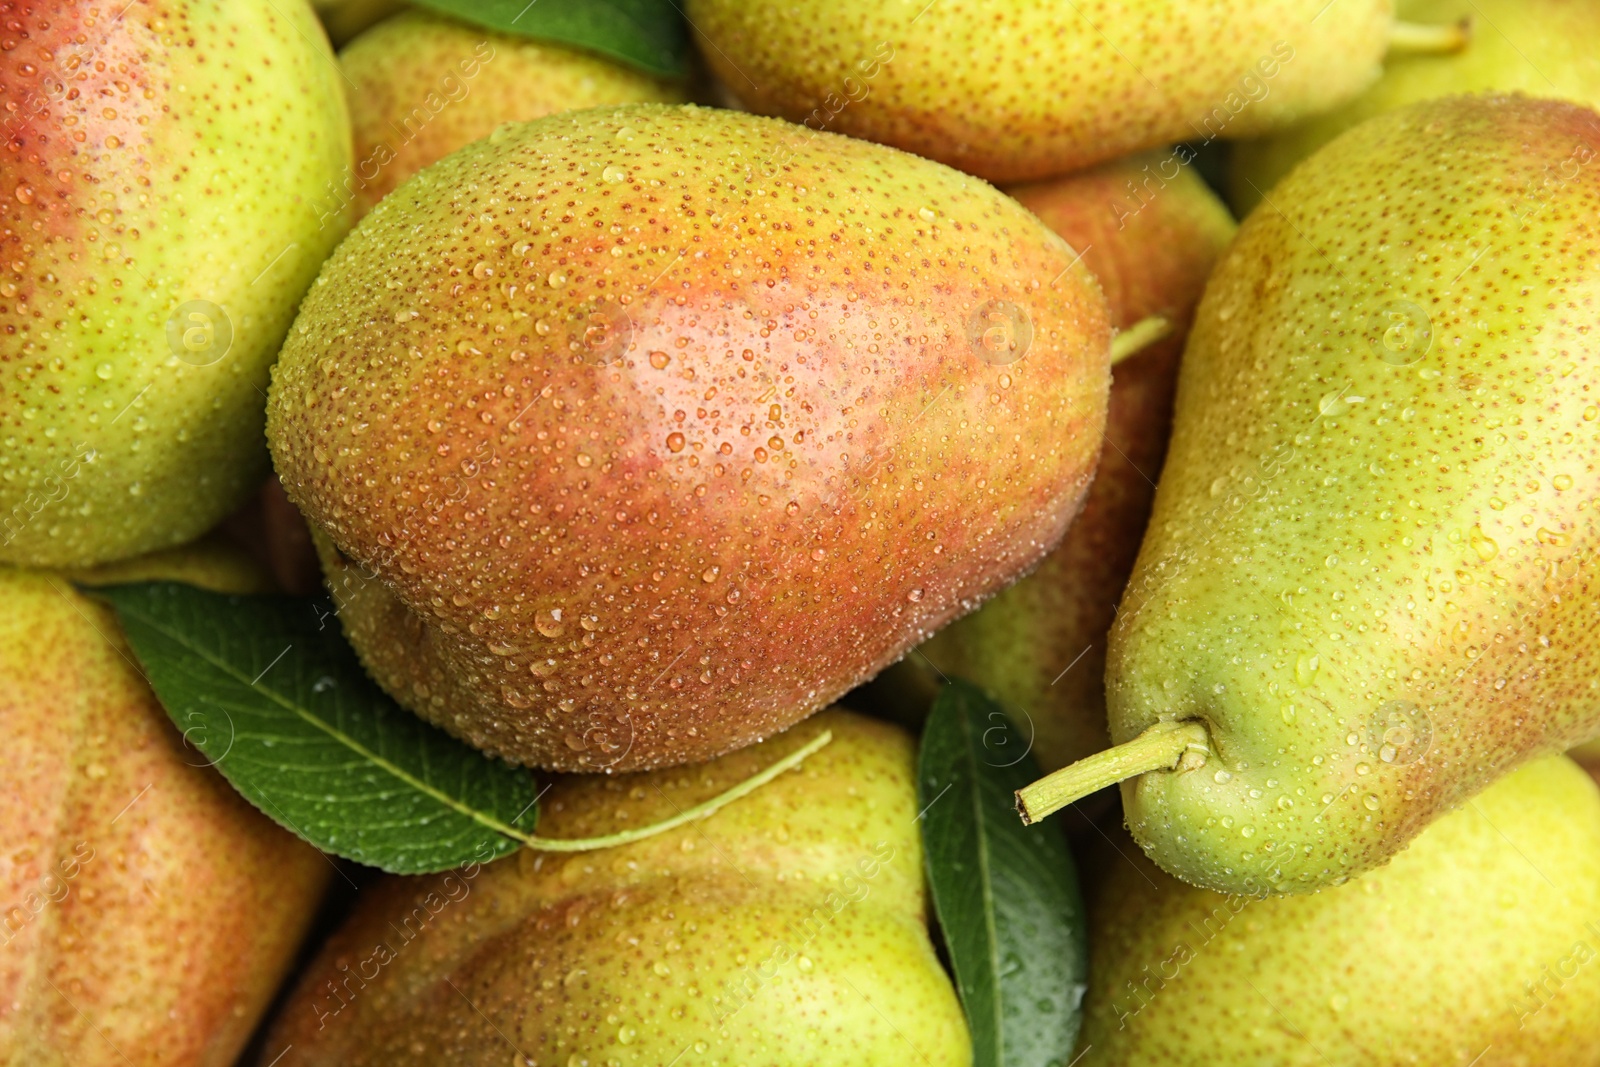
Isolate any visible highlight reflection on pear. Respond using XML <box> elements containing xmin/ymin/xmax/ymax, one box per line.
<box><xmin>268</xmin><ymin>104</ymin><xmax>1112</xmax><ymax>772</ymax></box>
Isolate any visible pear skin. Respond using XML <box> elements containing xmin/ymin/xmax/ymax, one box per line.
<box><xmin>920</xmin><ymin>153</ymin><xmax>1236</xmax><ymax>772</ymax></box>
<box><xmin>684</xmin><ymin>0</ymin><xmax>1396</xmax><ymax>182</ymax></box>
<box><xmin>0</xmin><ymin>541</ymin><xmax>330</xmax><ymax>1067</ymax></box>
<box><xmin>267</xmin><ymin>103</ymin><xmax>1112</xmax><ymax>772</ymax></box>
<box><xmin>0</xmin><ymin>0</ymin><xmax>353</xmax><ymax>567</ymax></box>
<box><xmin>1094</xmin><ymin>94</ymin><xmax>1600</xmax><ymax>895</ymax></box>
<box><xmin>338</xmin><ymin>11</ymin><xmax>687</xmax><ymax>220</ymax></box>
<box><xmin>1233</xmin><ymin>0</ymin><xmax>1600</xmax><ymax>213</ymax></box>
<box><xmin>263</xmin><ymin>709</ymin><xmax>970</xmax><ymax>1067</ymax></box>
<box><xmin>1077</xmin><ymin>757</ymin><xmax>1600</xmax><ymax>1066</ymax></box>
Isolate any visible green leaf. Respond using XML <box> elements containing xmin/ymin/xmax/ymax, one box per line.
<box><xmin>91</xmin><ymin>582</ymin><xmax>539</xmax><ymax>875</ymax></box>
<box><xmin>409</xmin><ymin>0</ymin><xmax>689</xmax><ymax>77</ymax></box>
<box><xmin>918</xmin><ymin>679</ymin><xmax>1090</xmax><ymax>1067</ymax></box>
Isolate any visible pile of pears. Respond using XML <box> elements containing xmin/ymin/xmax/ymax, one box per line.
<box><xmin>6</xmin><ymin>0</ymin><xmax>1600</xmax><ymax>1064</ymax></box>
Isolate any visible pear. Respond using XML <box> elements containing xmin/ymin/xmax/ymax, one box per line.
<box><xmin>1076</xmin><ymin>756</ymin><xmax>1600</xmax><ymax>1066</ymax></box>
<box><xmin>919</xmin><ymin>152</ymin><xmax>1236</xmax><ymax>772</ymax></box>
<box><xmin>683</xmin><ymin>0</ymin><xmax>1470</xmax><ymax>183</ymax></box>
<box><xmin>0</xmin><ymin>0</ymin><xmax>353</xmax><ymax>568</ymax></box>
<box><xmin>338</xmin><ymin>11</ymin><xmax>687</xmax><ymax>220</ymax></box>
<box><xmin>262</xmin><ymin>709</ymin><xmax>970</xmax><ymax>1066</ymax></box>
<box><xmin>267</xmin><ymin>103</ymin><xmax>1112</xmax><ymax>772</ymax></box>
<box><xmin>1019</xmin><ymin>94</ymin><xmax>1600</xmax><ymax>894</ymax></box>
<box><xmin>1233</xmin><ymin>0</ymin><xmax>1600</xmax><ymax>213</ymax></box>
<box><xmin>0</xmin><ymin>541</ymin><xmax>330</xmax><ymax>1067</ymax></box>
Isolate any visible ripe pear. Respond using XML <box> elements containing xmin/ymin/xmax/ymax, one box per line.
<box><xmin>682</xmin><ymin>0</ymin><xmax>1463</xmax><ymax>182</ymax></box>
<box><xmin>0</xmin><ymin>541</ymin><xmax>330</xmax><ymax>1067</ymax></box>
<box><xmin>263</xmin><ymin>709</ymin><xmax>970</xmax><ymax>1066</ymax></box>
<box><xmin>1077</xmin><ymin>756</ymin><xmax>1600</xmax><ymax>1066</ymax></box>
<box><xmin>338</xmin><ymin>11</ymin><xmax>687</xmax><ymax>220</ymax></box>
<box><xmin>0</xmin><ymin>0</ymin><xmax>353</xmax><ymax>568</ymax></box>
<box><xmin>919</xmin><ymin>152</ymin><xmax>1236</xmax><ymax>773</ymax></box>
<box><xmin>267</xmin><ymin>103</ymin><xmax>1112</xmax><ymax>772</ymax></box>
<box><xmin>1026</xmin><ymin>94</ymin><xmax>1600</xmax><ymax>895</ymax></box>
<box><xmin>1232</xmin><ymin>0</ymin><xmax>1600</xmax><ymax>213</ymax></box>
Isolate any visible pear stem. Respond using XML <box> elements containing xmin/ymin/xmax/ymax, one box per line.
<box><xmin>1386</xmin><ymin>19</ymin><xmax>1471</xmax><ymax>56</ymax></box>
<box><xmin>1110</xmin><ymin>315</ymin><xmax>1173</xmax><ymax>366</ymax></box>
<box><xmin>515</xmin><ymin>730</ymin><xmax>833</xmax><ymax>853</ymax></box>
<box><xmin>1016</xmin><ymin>721</ymin><xmax>1209</xmax><ymax>825</ymax></box>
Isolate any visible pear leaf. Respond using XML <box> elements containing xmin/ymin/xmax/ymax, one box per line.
<box><xmin>90</xmin><ymin>582</ymin><xmax>539</xmax><ymax>875</ymax></box>
<box><xmin>918</xmin><ymin>679</ymin><xmax>1089</xmax><ymax>1067</ymax></box>
<box><xmin>407</xmin><ymin>0</ymin><xmax>689</xmax><ymax>77</ymax></box>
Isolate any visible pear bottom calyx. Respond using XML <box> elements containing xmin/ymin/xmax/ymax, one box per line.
<box><xmin>1017</xmin><ymin>720</ymin><xmax>1209</xmax><ymax>824</ymax></box>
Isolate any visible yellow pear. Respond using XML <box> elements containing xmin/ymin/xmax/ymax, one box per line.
<box><xmin>1077</xmin><ymin>757</ymin><xmax>1600</xmax><ymax>1065</ymax></box>
<box><xmin>337</xmin><ymin>10</ymin><xmax>686</xmax><ymax>219</ymax></box>
<box><xmin>0</xmin><ymin>541</ymin><xmax>329</xmax><ymax>1067</ymax></box>
<box><xmin>684</xmin><ymin>0</ymin><xmax>1470</xmax><ymax>181</ymax></box>
<box><xmin>1233</xmin><ymin>0</ymin><xmax>1600</xmax><ymax>212</ymax></box>
<box><xmin>262</xmin><ymin>709</ymin><xmax>970</xmax><ymax>1066</ymax></box>
<box><xmin>1020</xmin><ymin>94</ymin><xmax>1600</xmax><ymax>895</ymax></box>
<box><xmin>0</xmin><ymin>0</ymin><xmax>352</xmax><ymax>567</ymax></box>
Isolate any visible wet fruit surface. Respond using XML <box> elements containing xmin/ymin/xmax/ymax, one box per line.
<box><xmin>1080</xmin><ymin>757</ymin><xmax>1600</xmax><ymax>1065</ymax></box>
<box><xmin>264</xmin><ymin>710</ymin><xmax>972</xmax><ymax>1067</ymax></box>
<box><xmin>1108</xmin><ymin>95</ymin><xmax>1600</xmax><ymax>893</ymax></box>
<box><xmin>268</xmin><ymin>103</ymin><xmax>1111</xmax><ymax>771</ymax></box>
<box><xmin>0</xmin><ymin>542</ymin><xmax>329</xmax><ymax>1067</ymax></box>
<box><xmin>920</xmin><ymin>152</ymin><xmax>1237</xmax><ymax>772</ymax></box>
<box><xmin>685</xmin><ymin>0</ymin><xmax>1392</xmax><ymax>181</ymax></box>
<box><xmin>338</xmin><ymin>11</ymin><xmax>686</xmax><ymax>221</ymax></box>
<box><xmin>0</xmin><ymin>0</ymin><xmax>352</xmax><ymax>567</ymax></box>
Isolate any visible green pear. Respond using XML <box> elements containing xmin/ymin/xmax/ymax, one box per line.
<box><xmin>0</xmin><ymin>0</ymin><xmax>353</xmax><ymax>568</ymax></box>
<box><xmin>919</xmin><ymin>152</ymin><xmax>1236</xmax><ymax>773</ymax></box>
<box><xmin>267</xmin><ymin>103</ymin><xmax>1112</xmax><ymax>772</ymax></box>
<box><xmin>338</xmin><ymin>11</ymin><xmax>687</xmax><ymax>220</ymax></box>
<box><xmin>0</xmin><ymin>541</ymin><xmax>330</xmax><ymax>1067</ymax></box>
<box><xmin>684</xmin><ymin>0</ymin><xmax>1470</xmax><ymax>182</ymax></box>
<box><xmin>1019</xmin><ymin>94</ymin><xmax>1600</xmax><ymax>894</ymax></box>
<box><xmin>1077</xmin><ymin>756</ymin><xmax>1600</xmax><ymax>1066</ymax></box>
<box><xmin>262</xmin><ymin>709</ymin><xmax>970</xmax><ymax>1066</ymax></box>
<box><xmin>1233</xmin><ymin>0</ymin><xmax>1600</xmax><ymax>213</ymax></box>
